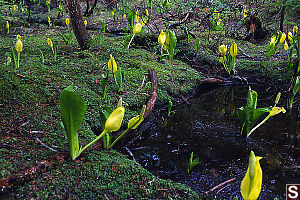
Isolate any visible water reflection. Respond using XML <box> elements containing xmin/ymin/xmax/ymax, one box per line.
<box><xmin>122</xmin><ymin>86</ymin><xmax>299</xmax><ymax>199</ymax></box>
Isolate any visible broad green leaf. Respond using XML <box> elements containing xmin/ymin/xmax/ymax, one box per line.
<box><xmin>183</xmin><ymin>26</ymin><xmax>190</xmax><ymax>42</ymax></box>
<box><xmin>292</xmin><ymin>76</ymin><xmax>300</xmax><ymax>95</ymax></box>
<box><xmin>59</xmin><ymin>85</ymin><xmax>87</xmax><ymax>160</ymax></box>
<box><xmin>189</xmin><ymin>152</ymin><xmax>194</xmax><ymax>166</ymax></box>
<box><xmin>168</xmin><ymin>30</ymin><xmax>177</xmax><ymax>59</ymax></box>
<box><xmin>192</xmin><ymin>157</ymin><xmax>199</xmax><ymax>166</ymax></box>
<box><xmin>245</xmin><ymin>87</ymin><xmax>257</xmax><ymax>134</ymax></box>
<box><xmin>252</xmin><ymin>108</ymin><xmax>270</xmax><ymax>124</ymax></box>
<box><xmin>236</xmin><ymin>107</ymin><xmax>246</xmax><ymax>124</ymax></box>
<box><xmin>100</xmin><ymin>20</ymin><xmax>105</xmax><ymax>33</ymax></box>
<box><xmin>100</xmin><ymin>105</ymin><xmax>114</xmax><ymax>131</ymax></box>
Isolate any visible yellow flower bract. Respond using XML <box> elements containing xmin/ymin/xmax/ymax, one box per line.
<box><xmin>288</xmin><ymin>31</ymin><xmax>293</xmax><ymax>42</ymax></box>
<box><xmin>279</xmin><ymin>32</ymin><xmax>286</xmax><ymax>44</ymax></box>
<box><xmin>108</xmin><ymin>54</ymin><xmax>117</xmax><ymax>74</ymax></box>
<box><xmin>219</xmin><ymin>45</ymin><xmax>227</xmax><ymax>56</ymax></box>
<box><xmin>47</xmin><ymin>38</ymin><xmax>53</xmax><ymax>50</ymax></box>
<box><xmin>133</xmin><ymin>23</ymin><xmax>143</xmax><ymax>34</ymax></box>
<box><xmin>270</xmin><ymin>35</ymin><xmax>276</xmax><ymax>45</ymax></box>
<box><xmin>230</xmin><ymin>42</ymin><xmax>237</xmax><ymax>58</ymax></box>
<box><xmin>158</xmin><ymin>32</ymin><xmax>167</xmax><ymax>46</ymax></box>
<box><xmin>104</xmin><ymin>106</ymin><xmax>125</xmax><ymax>133</ymax></box>
<box><xmin>15</xmin><ymin>38</ymin><xmax>23</xmax><ymax>53</ymax></box>
<box><xmin>241</xmin><ymin>151</ymin><xmax>263</xmax><ymax>200</ymax></box>
<box><xmin>284</xmin><ymin>40</ymin><xmax>289</xmax><ymax>51</ymax></box>
<box><xmin>269</xmin><ymin>107</ymin><xmax>286</xmax><ymax>116</ymax></box>
<box><xmin>66</xmin><ymin>18</ymin><xmax>70</xmax><ymax>26</ymax></box>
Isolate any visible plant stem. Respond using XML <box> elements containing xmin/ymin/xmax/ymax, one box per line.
<box><xmin>287</xmin><ymin>95</ymin><xmax>294</xmax><ymax>108</ymax></box>
<box><xmin>222</xmin><ymin>56</ymin><xmax>229</xmax><ymax>74</ymax></box>
<box><xmin>113</xmin><ymin>73</ymin><xmax>119</xmax><ymax>88</ymax></box>
<box><xmin>17</xmin><ymin>52</ymin><xmax>20</xmax><ymax>69</ymax></box>
<box><xmin>127</xmin><ymin>33</ymin><xmax>135</xmax><ymax>49</ymax></box>
<box><xmin>247</xmin><ymin>115</ymin><xmax>270</xmax><ymax>137</ymax></box>
<box><xmin>109</xmin><ymin>128</ymin><xmax>130</xmax><ymax>148</ymax></box>
<box><xmin>76</xmin><ymin>129</ymin><xmax>108</xmax><ymax>158</ymax></box>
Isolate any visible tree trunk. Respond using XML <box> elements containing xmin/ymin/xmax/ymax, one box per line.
<box><xmin>84</xmin><ymin>0</ymin><xmax>90</xmax><ymax>16</ymax></box>
<box><xmin>279</xmin><ymin>1</ymin><xmax>286</xmax><ymax>32</ymax></box>
<box><xmin>66</xmin><ymin>0</ymin><xmax>91</xmax><ymax>50</ymax></box>
<box><xmin>84</xmin><ymin>0</ymin><xmax>99</xmax><ymax>17</ymax></box>
<box><xmin>87</xmin><ymin>0</ymin><xmax>98</xmax><ymax>16</ymax></box>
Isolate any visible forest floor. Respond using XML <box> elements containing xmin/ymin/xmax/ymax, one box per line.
<box><xmin>0</xmin><ymin>1</ymin><xmax>299</xmax><ymax>199</ymax></box>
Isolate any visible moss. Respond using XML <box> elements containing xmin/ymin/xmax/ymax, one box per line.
<box><xmin>0</xmin><ymin>13</ymin><xmax>203</xmax><ymax>198</ymax></box>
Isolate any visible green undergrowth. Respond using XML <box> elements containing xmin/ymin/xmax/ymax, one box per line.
<box><xmin>0</xmin><ymin>23</ymin><xmax>202</xmax><ymax>198</ymax></box>
<box><xmin>176</xmin><ymin>30</ymin><xmax>293</xmax><ymax>86</ymax></box>
<box><xmin>0</xmin><ymin>140</ymin><xmax>199</xmax><ymax>199</ymax></box>
<box><xmin>0</xmin><ymin>4</ymin><xmax>296</xmax><ymax>199</ymax></box>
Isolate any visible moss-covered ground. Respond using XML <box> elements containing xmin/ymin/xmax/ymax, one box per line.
<box><xmin>0</xmin><ymin>0</ymin><xmax>299</xmax><ymax>199</ymax></box>
<box><xmin>0</xmin><ymin>5</ymin><xmax>203</xmax><ymax>200</ymax></box>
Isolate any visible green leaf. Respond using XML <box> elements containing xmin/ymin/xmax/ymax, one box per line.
<box><xmin>183</xmin><ymin>26</ymin><xmax>190</xmax><ymax>43</ymax></box>
<box><xmin>252</xmin><ymin>108</ymin><xmax>271</xmax><ymax>123</ymax></box>
<box><xmin>59</xmin><ymin>32</ymin><xmax>68</xmax><ymax>45</ymax></box>
<box><xmin>100</xmin><ymin>105</ymin><xmax>114</xmax><ymax>131</ymax></box>
<box><xmin>168</xmin><ymin>30</ymin><xmax>177</xmax><ymax>59</ymax></box>
<box><xmin>196</xmin><ymin>38</ymin><xmax>201</xmax><ymax>51</ymax></box>
<box><xmin>293</xmin><ymin>76</ymin><xmax>300</xmax><ymax>95</ymax></box>
<box><xmin>192</xmin><ymin>157</ymin><xmax>199</xmax><ymax>166</ymax></box>
<box><xmin>244</xmin><ymin>87</ymin><xmax>257</xmax><ymax>133</ymax></box>
<box><xmin>100</xmin><ymin>20</ymin><xmax>105</xmax><ymax>33</ymax></box>
<box><xmin>236</xmin><ymin>107</ymin><xmax>246</xmax><ymax>126</ymax></box>
<box><xmin>59</xmin><ymin>85</ymin><xmax>87</xmax><ymax>160</ymax></box>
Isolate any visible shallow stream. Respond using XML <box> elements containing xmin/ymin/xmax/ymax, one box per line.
<box><xmin>120</xmin><ymin>85</ymin><xmax>299</xmax><ymax>199</ymax></box>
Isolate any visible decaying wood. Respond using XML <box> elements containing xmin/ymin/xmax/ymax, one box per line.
<box><xmin>168</xmin><ymin>12</ymin><xmax>191</xmax><ymax>29</ymax></box>
<box><xmin>0</xmin><ymin>159</ymin><xmax>53</xmax><ymax>192</ymax></box>
<box><xmin>112</xmin><ymin>68</ymin><xmax>158</xmax><ymax>142</ymax></box>
<box><xmin>201</xmin><ymin>78</ymin><xmax>225</xmax><ymax>85</ymax></box>
<box><xmin>143</xmin><ymin>68</ymin><xmax>158</xmax><ymax>119</ymax></box>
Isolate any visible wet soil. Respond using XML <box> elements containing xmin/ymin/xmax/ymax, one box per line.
<box><xmin>118</xmin><ymin>85</ymin><xmax>300</xmax><ymax>199</ymax></box>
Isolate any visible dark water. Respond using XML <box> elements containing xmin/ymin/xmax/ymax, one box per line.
<box><xmin>121</xmin><ymin>86</ymin><xmax>300</xmax><ymax>199</ymax></box>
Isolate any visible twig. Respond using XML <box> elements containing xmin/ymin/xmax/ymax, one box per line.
<box><xmin>30</xmin><ymin>130</ymin><xmax>44</xmax><ymax>134</ymax></box>
<box><xmin>36</xmin><ymin>138</ymin><xmax>58</xmax><ymax>152</ymax></box>
<box><xmin>237</xmin><ymin>46</ymin><xmax>257</xmax><ymax>60</ymax></box>
<box><xmin>21</xmin><ymin>121</ymin><xmax>30</xmax><ymax>127</ymax></box>
<box><xmin>205</xmin><ymin>177</ymin><xmax>236</xmax><ymax>195</ymax></box>
<box><xmin>136</xmin><ymin>75</ymin><xmax>146</xmax><ymax>92</ymax></box>
<box><xmin>104</xmin><ymin>194</ymin><xmax>110</xmax><ymax>200</ymax></box>
<box><xmin>216</xmin><ymin>182</ymin><xmax>234</xmax><ymax>194</ymax></box>
<box><xmin>144</xmin><ymin>68</ymin><xmax>158</xmax><ymax>119</ymax></box>
<box><xmin>168</xmin><ymin>12</ymin><xmax>190</xmax><ymax>28</ymax></box>
<box><xmin>124</xmin><ymin>147</ymin><xmax>136</xmax><ymax>162</ymax></box>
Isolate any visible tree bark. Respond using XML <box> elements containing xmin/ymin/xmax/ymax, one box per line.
<box><xmin>279</xmin><ymin>1</ymin><xmax>286</xmax><ymax>32</ymax></box>
<box><xmin>88</xmin><ymin>0</ymin><xmax>98</xmax><ymax>16</ymax></box>
<box><xmin>66</xmin><ymin>0</ymin><xmax>91</xmax><ymax>50</ymax></box>
<box><xmin>84</xmin><ymin>0</ymin><xmax>99</xmax><ymax>17</ymax></box>
<box><xmin>84</xmin><ymin>0</ymin><xmax>90</xmax><ymax>16</ymax></box>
